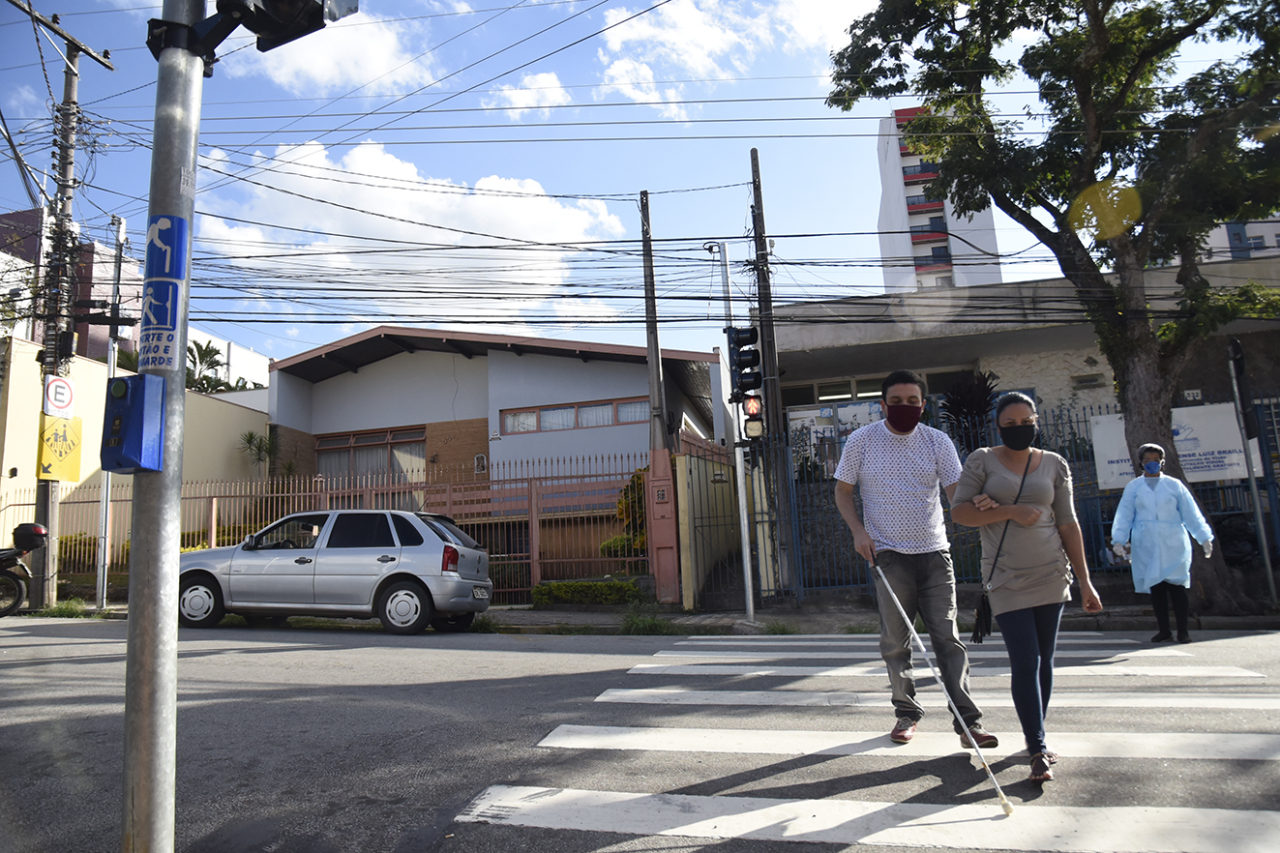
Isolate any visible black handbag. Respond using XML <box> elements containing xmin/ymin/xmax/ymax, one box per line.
<box><xmin>971</xmin><ymin>452</ymin><xmax>1033</xmax><ymax>644</ymax></box>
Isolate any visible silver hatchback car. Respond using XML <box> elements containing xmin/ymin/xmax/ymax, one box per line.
<box><xmin>178</xmin><ymin>510</ymin><xmax>492</xmax><ymax>634</ymax></box>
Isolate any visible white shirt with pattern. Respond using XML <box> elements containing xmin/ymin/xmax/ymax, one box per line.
<box><xmin>833</xmin><ymin>420</ymin><xmax>962</xmax><ymax>554</ymax></box>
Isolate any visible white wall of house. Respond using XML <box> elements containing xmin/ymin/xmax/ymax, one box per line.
<box><xmin>487</xmin><ymin>350</ymin><xmax>653</xmax><ymax>462</ymax></box>
<box><xmin>270</xmin><ymin>371</ymin><xmax>314</xmax><ymax>434</ymax></box>
<box><xmin>188</xmin><ymin>327</ymin><xmax>271</xmax><ymax>387</ymax></box>
<box><xmin>306</xmin><ymin>351</ymin><xmax>489</xmax><ymax>435</ymax></box>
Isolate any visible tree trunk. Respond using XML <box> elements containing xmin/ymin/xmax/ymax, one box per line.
<box><xmin>1108</xmin><ymin>275</ymin><xmax>1257</xmax><ymax>615</ymax></box>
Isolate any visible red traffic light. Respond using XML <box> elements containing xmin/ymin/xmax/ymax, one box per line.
<box><xmin>742</xmin><ymin>393</ymin><xmax>764</xmax><ymax>439</ymax></box>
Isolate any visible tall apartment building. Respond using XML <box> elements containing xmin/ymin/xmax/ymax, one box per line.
<box><xmin>877</xmin><ymin>107</ymin><xmax>1003</xmax><ymax>292</ymax></box>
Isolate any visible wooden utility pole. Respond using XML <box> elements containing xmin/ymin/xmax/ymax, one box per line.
<box><xmin>640</xmin><ymin>191</ymin><xmax>680</xmax><ymax>604</ymax></box>
<box><xmin>749</xmin><ymin>148</ymin><xmax>785</xmax><ymax>439</ymax></box>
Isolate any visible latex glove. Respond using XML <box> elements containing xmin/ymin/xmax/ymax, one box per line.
<box><xmin>1112</xmin><ymin>542</ymin><xmax>1130</xmax><ymax>559</ymax></box>
<box><xmin>1202</xmin><ymin>540</ymin><xmax>1214</xmax><ymax>559</ymax></box>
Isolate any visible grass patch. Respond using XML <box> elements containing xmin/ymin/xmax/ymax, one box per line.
<box><xmin>468</xmin><ymin>614</ymin><xmax>499</xmax><ymax>633</ymax></box>
<box><xmin>620</xmin><ymin>603</ymin><xmax>681</xmax><ymax>635</ymax></box>
<box><xmin>762</xmin><ymin>620</ymin><xmax>796</xmax><ymax>634</ymax></box>
<box><xmin>38</xmin><ymin>598</ymin><xmax>96</xmax><ymax>618</ymax></box>
<box><xmin>841</xmin><ymin>624</ymin><xmax>878</xmax><ymax>634</ymax></box>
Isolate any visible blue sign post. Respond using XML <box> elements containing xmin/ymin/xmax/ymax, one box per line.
<box><xmin>138</xmin><ymin>214</ymin><xmax>187</xmax><ymax>371</ymax></box>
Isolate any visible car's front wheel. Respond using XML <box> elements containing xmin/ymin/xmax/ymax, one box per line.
<box><xmin>178</xmin><ymin>575</ymin><xmax>225</xmax><ymax>628</ymax></box>
<box><xmin>377</xmin><ymin>580</ymin><xmax>432</xmax><ymax>634</ymax></box>
<box><xmin>430</xmin><ymin>612</ymin><xmax>475</xmax><ymax>633</ymax></box>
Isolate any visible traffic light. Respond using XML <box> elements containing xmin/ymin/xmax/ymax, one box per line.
<box><xmin>725</xmin><ymin>325</ymin><xmax>761</xmax><ymax>402</ymax></box>
<box><xmin>216</xmin><ymin>0</ymin><xmax>359</xmax><ymax>51</ymax></box>
<box><xmin>742</xmin><ymin>393</ymin><xmax>765</xmax><ymax>439</ymax></box>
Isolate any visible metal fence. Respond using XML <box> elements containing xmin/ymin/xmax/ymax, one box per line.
<box><xmin>781</xmin><ymin>400</ymin><xmax>1279</xmax><ymax>598</ymax></box>
<box><xmin>0</xmin><ymin>453</ymin><xmax>650</xmax><ymax>606</ymax></box>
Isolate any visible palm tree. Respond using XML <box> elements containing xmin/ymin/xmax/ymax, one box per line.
<box><xmin>187</xmin><ymin>340</ymin><xmax>231</xmax><ymax>392</ymax></box>
<box><xmin>939</xmin><ymin>371</ymin><xmax>1000</xmax><ymax>455</ymax></box>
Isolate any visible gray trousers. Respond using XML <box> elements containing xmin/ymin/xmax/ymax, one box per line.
<box><xmin>874</xmin><ymin>549</ymin><xmax>982</xmax><ymax>732</ymax></box>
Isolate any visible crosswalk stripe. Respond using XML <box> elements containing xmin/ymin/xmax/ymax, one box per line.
<box><xmin>458</xmin><ymin>784</ymin><xmax>1280</xmax><ymax>853</ymax></box>
<box><xmin>627</xmin><ymin>662</ymin><xmax>1266</xmax><ymax>678</ymax></box>
<box><xmin>539</xmin><ymin>724</ymin><xmax>1280</xmax><ymax>761</ymax></box>
<box><xmin>596</xmin><ymin>686</ymin><xmax>1280</xmax><ymax>710</ymax></box>
<box><xmin>654</xmin><ymin>648</ymin><xmax>1190</xmax><ymax>660</ymax></box>
<box><xmin>629</xmin><ymin>662</ymin><xmax>1265</xmax><ymax>678</ymax></box>
<box><xmin>675</xmin><ymin>635</ymin><xmax>1135</xmax><ymax>645</ymax></box>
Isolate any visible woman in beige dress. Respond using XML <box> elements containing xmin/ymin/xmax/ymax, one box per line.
<box><xmin>952</xmin><ymin>392</ymin><xmax>1103</xmax><ymax>782</ymax></box>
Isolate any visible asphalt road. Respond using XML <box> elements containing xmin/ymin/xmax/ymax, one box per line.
<box><xmin>2</xmin><ymin>617</ymin><xmax>1278</xmax><ymax>852</ymax></box>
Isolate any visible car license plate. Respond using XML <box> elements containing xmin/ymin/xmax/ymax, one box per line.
<box><xmin>472</xmin><ymin>586</ymin><xmax>489</xmax><ymax>600</ymax></box>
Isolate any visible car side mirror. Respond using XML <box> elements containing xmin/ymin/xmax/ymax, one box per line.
<box><xmin>242</xmin><ymin>534</ymin><xmax>256</xmax><ymax>550</ymax></box>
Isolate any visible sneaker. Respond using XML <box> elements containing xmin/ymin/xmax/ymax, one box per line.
<box><xmin>960</xmin><ymin>724</ymin><xmax>998</xmax><ymax>749</ymax></box>
<box><xmin>1177</xmin><ymin>631</ymin><xmax>1192</xmax><ymax>644</ymax></box>
<box><xmin>889</xmin><ymin>717</ymin><xmax>917</xmax><ymax>744</ymax></box>
<box><xmin>1029</xmin><ymin>752</ymin><xmax>1054</xmax><ymax>782</ymax></box>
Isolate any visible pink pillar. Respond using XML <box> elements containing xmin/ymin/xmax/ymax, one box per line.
<box><xmin>646</xmin><ymin>450</ymin><xmax>680</xmax><ymax>604</ymax></box>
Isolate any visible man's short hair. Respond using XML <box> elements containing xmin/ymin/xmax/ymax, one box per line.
<box><xmin>881</xmin><ymin>369</ymin><xmax>927</xmax><ymax>400</ymax></box>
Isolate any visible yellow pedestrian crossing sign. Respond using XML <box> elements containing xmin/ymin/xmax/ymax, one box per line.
<box><xmin>38</xmin><ymin>414</ymin><xmax>82</xmax><ymax>481</ymax></box>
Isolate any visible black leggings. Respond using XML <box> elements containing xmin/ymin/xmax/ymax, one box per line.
<box><xmin>1149</xmin><ymin>581</ymin><xmax>1189</xmax><ymax>634</ymax></box>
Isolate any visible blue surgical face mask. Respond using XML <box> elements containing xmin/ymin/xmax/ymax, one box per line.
<box><xmin>1143</xmin><ymin>460</ymin><xmax>1162</xmax><ymax>475</ymax></box>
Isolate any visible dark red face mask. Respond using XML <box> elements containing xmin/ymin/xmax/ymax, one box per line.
<box><xmin>885</xmin><ymin>404</ymin><xmax>923</xmax><ymax>433</ymax></box>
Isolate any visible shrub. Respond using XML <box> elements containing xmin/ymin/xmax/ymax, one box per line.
<box><xmin>530</xmin><ymin>577</ymin><xmax>649</xmax><ymax>608</ymax></box>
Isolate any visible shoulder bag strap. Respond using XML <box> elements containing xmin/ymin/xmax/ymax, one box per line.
<box><xmin>980</xmin><ymin>451</ymin><xmax>1035</xmax><ymax>591</ymax></box>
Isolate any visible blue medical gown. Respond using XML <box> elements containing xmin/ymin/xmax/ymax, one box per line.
<box><xmin>1110</xmin><ymin>475</ymin><xmax>1213</xmax><ymax>592</ymax></box>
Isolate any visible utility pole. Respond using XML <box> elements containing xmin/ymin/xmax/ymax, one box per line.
<box><xmin>7</xmin><ymin>0</ymin><xmax>114</xmax><ymax>609</ymax></box>
<box><xmin>640</xmin><ymin>191</ymin><xmax>680</xmax><ymax>604</ymax></box>
<box><xmin>749</xmin><ymin>148</ymin><xmax>784</xmax><ymax>439</ymax></box>
<box><xmin>748</xmin><ymin>148</ymin><xmax>796</xmax><ymax>592</ymax></box>
<box><xmin>708</xmin><ymin>241</ymin><xmax>756</xmax><ymax>622</ymax></box>
<box><xmin>96</xmin><ymin>215</ymin><xmax>127</xmax><ymax>610</ymax></box>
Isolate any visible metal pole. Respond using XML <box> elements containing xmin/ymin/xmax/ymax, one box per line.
<box><xmin>123</xmin><ymin>1</ymin><xmax>203</xmax><ymax>847</ymax></box>
<box><xmin>96</xmin><ymin>214</ymin><xmax>125</xmax><ymax>611</ymax></box>
<box><xmin>1227</xmin><ymin>346</ymin><xmax>1277</xmax><ymax>604</ymax></box>
<box><xmin>708</xmin><ymin>242</ymin><xmax>755</xmax><ymax>622</ymax></box>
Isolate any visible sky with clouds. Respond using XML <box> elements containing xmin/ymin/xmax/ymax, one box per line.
<box><xmin>1</xmin><ymin>0</ymin><xmax>1057</xmax><ymax>360</ymax></box>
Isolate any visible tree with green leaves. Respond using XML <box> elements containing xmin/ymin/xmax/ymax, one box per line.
<box><xmin>186</xmin><ymin>339</ymin><xmax>231</xmax><ymax>393</ymax></box>
<box><xmin>829</xmin><ymin>1</ymin><xmax>1279</xmax><ymax>612</ymax></box>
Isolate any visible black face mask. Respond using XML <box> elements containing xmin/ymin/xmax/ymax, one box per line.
<box><xmin>999</xmin><ymin>424</ymin><xmax>1037</xmax><ymax>451</ymax></box>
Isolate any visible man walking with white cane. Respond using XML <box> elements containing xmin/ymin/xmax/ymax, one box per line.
<box><xmin>833</xmin><ymin>370</ymin><xmax>996</xmax><ymax>749</ymax></box>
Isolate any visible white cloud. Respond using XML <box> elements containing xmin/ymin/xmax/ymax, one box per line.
<box><xmin>772</xmin><ymin>1</ymin><xmax>870</xmax><ymax>55</ymax></box>
<box><xmin>219</xmin><ymin>12</ymin><xmax>441</xmax><ymax>97</ymax></box>
<box><xmin>483</xmin><ymin>72</ymin><xmax>573</xmax><ymax>121</ymax></box>
<box><xmin>598</xmin><ymin>57</ymin><xmax>687</xmax><ymax>121</ymax></box>
<box><xmin>195</xmin><ymin>141</ymin><xmax>628</xmax><ymax>337</ymax></box>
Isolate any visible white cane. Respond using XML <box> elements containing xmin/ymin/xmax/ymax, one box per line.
<box><xmin>873</xmin><ymin>563</ymin><xmax>1014</xmax><ymax>816</ymax></box>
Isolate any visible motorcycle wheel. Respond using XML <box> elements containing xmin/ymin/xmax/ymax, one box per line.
<box><xmin>0</xmin><ymin>570</ymin><xmax>27</xmax><ymax>617</ymax></box>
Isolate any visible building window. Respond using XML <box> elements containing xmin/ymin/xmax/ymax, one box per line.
<box><xmin>315</xmin><ymin>427</ymin><xmax>427</xmax><ymax>478</ymax></box>
<box><xmin>817</xmin><ymin>381</ymin><xmax>853</xmax><ymax>401</ymax></box>
<box><xmin>500</xmin><ymin>397</ymin><xmax>649</xmax><ymax>435</ymax></box>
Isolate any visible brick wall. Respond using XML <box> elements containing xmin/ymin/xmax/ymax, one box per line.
<box><xmin>425</xmin><ymin>417</ymin><xmax>489</xmax><ymax>480</ymax></box>
<box><xmin>270</xmin><ymin>423</ymin><xmax>316</xmax><ymax>478</ymax></box>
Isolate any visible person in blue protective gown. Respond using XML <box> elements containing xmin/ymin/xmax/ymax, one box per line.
<box><xmin>1110</xmin><ymin>443</ymin><xmax>1214</xmax><ymax>644</ymax></box>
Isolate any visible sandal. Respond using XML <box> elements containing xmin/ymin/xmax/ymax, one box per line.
<box><xmin>1042</xmin><ymin>750</ymin><xmax>1060</xmax><ymax>765</ymax></box>
<box><xmin>1029</xmin><ymin>753</ymin><xmax>1054</xmax><ymax>782</ymax></box>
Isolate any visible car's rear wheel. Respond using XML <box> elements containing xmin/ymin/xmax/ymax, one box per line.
<box><xmin>430</xmin><ymin>612</ymin><xmax>475</xmax><ymax>633</ymax></box>
<box><xmin>377</xmin><ymin>580</ymin><xmax>432</xmax><ymax>634</ymax></box>
<box><xmin>178</xmin><ymin>575</ymin><xmax>225</xmax><ymax>628</ymax></box>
